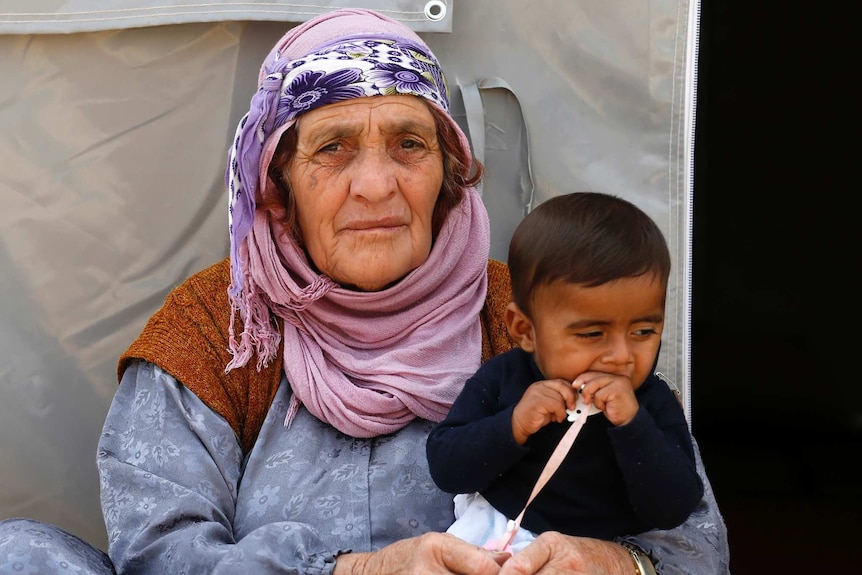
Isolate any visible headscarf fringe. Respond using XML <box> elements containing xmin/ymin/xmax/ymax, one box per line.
<box><xmin>226</xmin><ymin>286</ymin><xmax>282</xmax><ymax>373</ymax></box>
<box><xmin>283</xmin><ymin>395</ymin><xmax>301</xmax><ymax>429</ymax></box>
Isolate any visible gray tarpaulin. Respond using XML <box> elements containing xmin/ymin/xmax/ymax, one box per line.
<box><xmin>0</xmin><ymin>0</ymin><xmax>454</xmax><ymax>33</ymax></box>
<box><xmin>0</xmin><ymin>0</ymin><xmax>699</xmax><ymax>551</ymax></box>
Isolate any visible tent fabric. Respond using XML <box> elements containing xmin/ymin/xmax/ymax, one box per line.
<box><xmin>0</xmin><ymin>0</ymin><xmax>454</xmax><ymax>34</ymax></box>
<box><xmin>0</xmin><ymin>0</ymin><xmax>699</xmax><ymax>552</ymax></box>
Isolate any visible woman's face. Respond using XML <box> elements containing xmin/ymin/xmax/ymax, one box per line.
<box><xmin>285</xmin><ymin>95</ymin><xmax>444</xmax><ymax>291</ymax></box>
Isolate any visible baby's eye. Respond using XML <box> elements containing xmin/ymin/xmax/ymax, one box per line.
<box><xmin>575</xmin><ymin>330</ymin><xmax>603</xmax><ymax>340</ymax></box>
<box><xmin>633</xmin><ymin>327</ymin><xmax>659</xmax><ymax>337</ymax></box>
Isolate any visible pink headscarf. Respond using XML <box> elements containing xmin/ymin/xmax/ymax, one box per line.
<box><xmin>225</xmin><ymin>8</ymin><xmax>491</xmax><ymax>437</ymax></box>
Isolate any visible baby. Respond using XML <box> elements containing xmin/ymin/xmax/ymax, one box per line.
<box><xmin>427</xmin><ymin>191</ymin><xmax>703</xmax><ymax>552</ymax></box>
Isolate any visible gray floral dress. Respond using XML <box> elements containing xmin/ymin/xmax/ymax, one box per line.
<box><xmin>0</xmin><ymin>361</ymin><xmax>730</xmax><ymax>574</ymax></box>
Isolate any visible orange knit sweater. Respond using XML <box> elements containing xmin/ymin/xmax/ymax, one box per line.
<box><xmin>118</xmin><ymin>258</ymin><xmax>517</xmax><ymax>453</ymax></box>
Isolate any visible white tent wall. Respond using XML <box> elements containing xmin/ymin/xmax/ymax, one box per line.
<box><xmin>0</xmin><ymin>1</ymin><xmax>699</xmax><ymax>551</ymax></box>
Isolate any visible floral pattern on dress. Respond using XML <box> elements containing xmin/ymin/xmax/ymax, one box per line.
<box><xmin>0</xmin><ymin>519</ymin><xmax>115</xmax><ymax>574</ymax></box>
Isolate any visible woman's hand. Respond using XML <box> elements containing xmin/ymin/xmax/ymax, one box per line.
<box><xmin>333</xmin><ymin>532</ymin><xmax>508</xmax><ymax>575</ymax></box>
<box><xmin>497</xmin><ymin>532</ymin><xmax>632</xmax><ymax>575</ymax></box>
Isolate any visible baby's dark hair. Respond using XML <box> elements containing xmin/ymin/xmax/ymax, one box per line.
<box><xmin>508</xmin><ymin>192</ymin><xmax>671</xmax><ymax>317</ymax></box>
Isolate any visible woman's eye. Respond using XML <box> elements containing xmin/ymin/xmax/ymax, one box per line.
<box><xmin>400</xmin><ymin>138</ymin><xmax>424</xmax><ymax>150</ymax></box>
<box><xmin>319</xmin><ymin>142</ymin><xmax>341</xmax><ymax>153</ymax></box>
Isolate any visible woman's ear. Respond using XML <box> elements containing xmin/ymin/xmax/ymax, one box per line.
<box><xmin>505</xmin><ymin>302</ymin><xmax>536</xmax><ymax>353</ymax></box>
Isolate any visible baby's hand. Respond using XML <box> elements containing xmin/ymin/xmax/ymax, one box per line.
<box><xmin>511</xmin><ymin>379</ymin><xmax>578</xmax><ymax>444</ymax></box>
<box><xmin>573</xmin><ymin>373</ymin><xmax>639</xmax><ymax>426</ymax></box>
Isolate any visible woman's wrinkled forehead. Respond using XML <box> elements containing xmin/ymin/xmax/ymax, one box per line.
<box><xmin>293</xmin><ymin>95</ymin><xmax>439</xmax><ymax>144</ymax></box>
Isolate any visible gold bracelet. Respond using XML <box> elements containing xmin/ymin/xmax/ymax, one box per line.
<box><xmin>618</xmin><ymin>541</ymin><xmax>657</xmax><ymax>575</ymax></box>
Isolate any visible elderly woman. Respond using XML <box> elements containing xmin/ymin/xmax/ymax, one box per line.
<box><xmin>0</xmin><ymin>8</ymin><xmax>728</xmax><ymax>575</ymax></box>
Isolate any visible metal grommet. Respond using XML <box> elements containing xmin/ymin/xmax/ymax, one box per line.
<box><xmin>424</xmin><ymin>1</ymin><xmax>447</xmax><ymax>21</ymax></box>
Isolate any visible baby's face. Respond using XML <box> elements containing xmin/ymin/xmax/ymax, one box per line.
<box><xmin>526</xmin><ymin>274</ymin><xmax>666</xmax><ymax>389</ymax></box>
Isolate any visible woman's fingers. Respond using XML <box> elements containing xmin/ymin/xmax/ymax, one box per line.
<box><xmin>499</xmin><ymin>531</ymin><xmax>629</xmax><ymax>575</ymax></box>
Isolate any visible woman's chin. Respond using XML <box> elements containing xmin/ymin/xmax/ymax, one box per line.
<box><xmin>332</xmin><ymin>259</ymin><xmax>420</xmax><ymax>292</ymax></box>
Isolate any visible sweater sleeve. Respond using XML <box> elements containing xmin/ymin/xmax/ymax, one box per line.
<box><xmin>427</xmin><ymin>355</ymin><xmax>529</xmax><ymax>494</ymax></box>
<box><xmin>605</xmin><ymin>378</ymin><xmax>703</xmax><ymax>529</ymax></box>
<box><xmin>607</xmin><ymin>405</ymin><xmax>704</xmax><ymax>529</ymax></box>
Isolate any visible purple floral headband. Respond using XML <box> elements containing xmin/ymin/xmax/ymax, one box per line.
<box><xmin>225</xmin><ymin>34</ymin><xmax>452</xmax><ymax>305</ymax></box>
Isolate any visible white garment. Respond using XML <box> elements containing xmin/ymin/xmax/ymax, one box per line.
<box><xmin>447</xmin><ymin>492</ymin><xmax>537</xmax><ymax>553</ymax></box>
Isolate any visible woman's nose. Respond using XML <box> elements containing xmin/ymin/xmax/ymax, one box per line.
<box><xmin>348</xmin><ymin>147</ymin><xmax>398</xmax><ymax>203</ymax></box>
